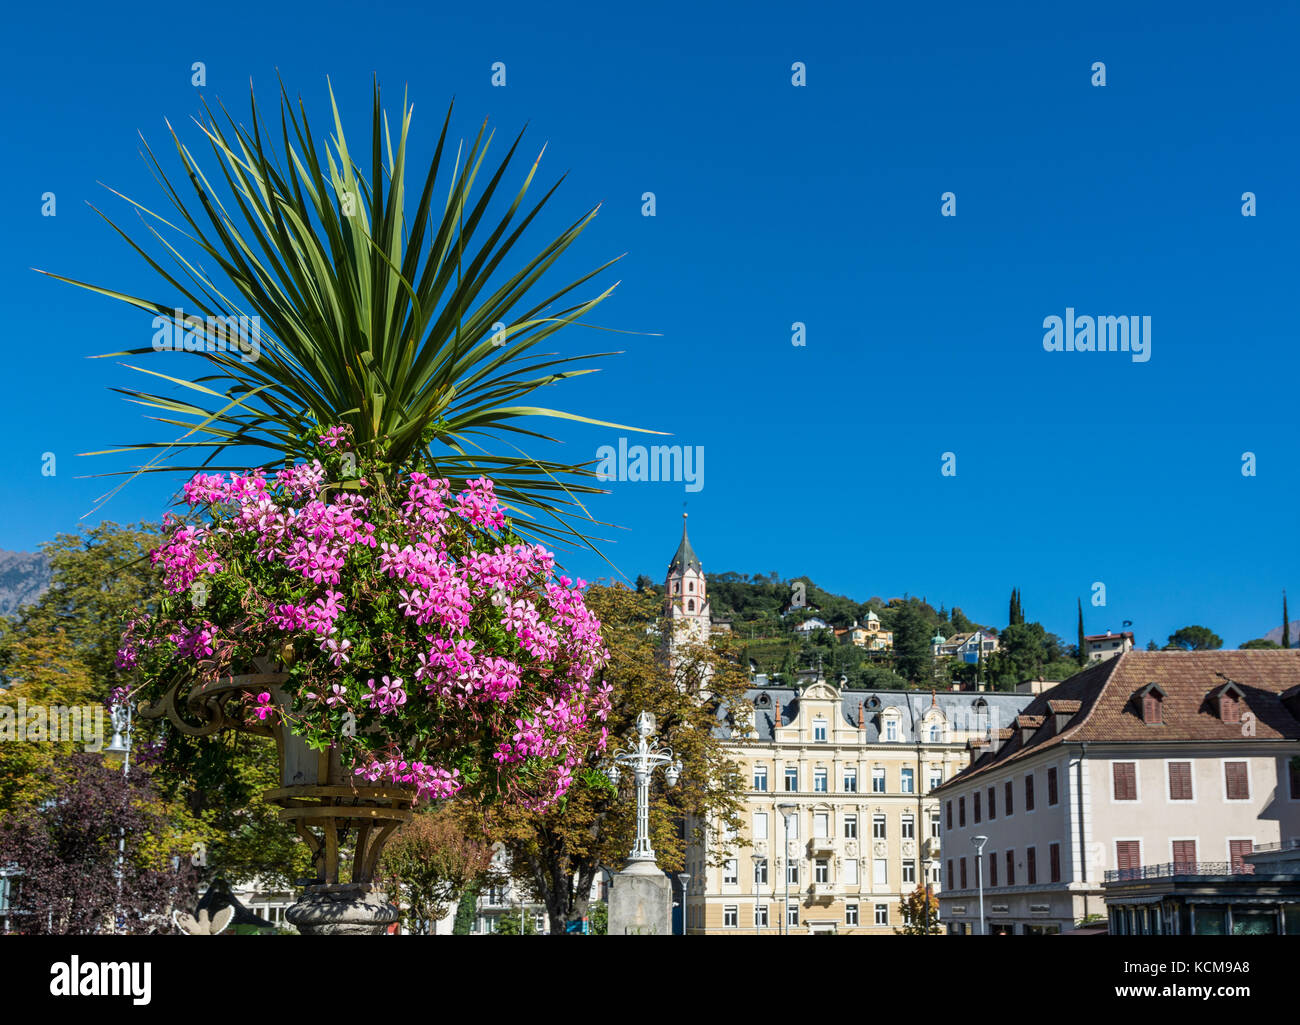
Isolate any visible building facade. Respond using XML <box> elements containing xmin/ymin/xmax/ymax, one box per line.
<box><xmin>1084</xmin><ymin>630</ymin><xmax>1135</xmax><ymax>662</ymax></box>
<box><xmin>935</xmin><ymin>650</ymin><xmax>1300</xmax><ymax>935</ymax></box>
<box><xmin>683</xmin><ymin>677</ymin><xmax>1031</xmax><ymax>934</ymax></box>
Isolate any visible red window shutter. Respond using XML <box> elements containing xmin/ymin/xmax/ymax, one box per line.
<box><xmin>1047</xmin><ymin>767</ymin><xmax>1058</xmax><ymax>805</ymax></box>
<box><xmin>1116</xmin><ymin>840</ymin><xmax>1141</xmax><ymax>873</ymax></box>
<box><xmin>1025</xmin><ymin>774</ymin><xmax>1035</xmax><ymax>811</ymax></box>
<box><xmin>988</xmin><ymin>786</ymin><xmax>996</xmax><ymax>819</ymax></box>
<box><xmin>1049</xmin><ymin>843</ymin><xmax>1061</xmax><ymax>882</ymax></box>
<box><xmin>959</xmin><ymin>797</ymin><xmax>966</xmax><ymax>827</ymax></box>
<box><xmin>1172</xmin><ymin>839</ymin><xmax>1197</xmax><ymax>873</ymax></box>
<box><xmin>1113</xmin><ymin>762</ymin><xmax>1137</xmax><ymax>801</ymax></box>
<box><xmin>1006</xmin><ymin>849</ymin><xmax>1015</xmax><ymax>885</ymax></box>
<box><xmin>974</xmin><ymin>791</ymin><xmax>981</xmax><ymax>823</ymax></box>
<box><xmin>1225</xmin><ymin>761</ymin><xmax>1249</xmax><ymax>800</ymax></box>
<box><xmin>989</xmin><ymin>852</ymin><xmax>997</xmax><ymax>887</ymax></box>
<box><xmin>1143</xmin><ymin>693</ymin><xmax>1162</xmax><ymax>724</ymax></box>
<box><xmin>1168</xmin><ymin>762</ymin><xmax>1193</xmax><ymax>801</ymax></box>
<box><xmin>1230</xmin><ymin>839</ymin><xmax>1253</xmax><ymax>873</ymax></box>
<box><xmin>960</xmin><ymin>858</ymin><xmax>968</xmax><ymax>889</ymax></box>
<box><xmin>946</xmin><ymin>800</ymin><xmax>953</xmax><ymax>829</ymax></box>
<box><xmin>1005</xmin><ymin>780</ymin><xmax>1013</xmax><ymax>815</ymax></box>
<box><xmin>1027</xmin><ymin>846</ymin><xmax>1037</xmax><ymax>884</ymax></box>
<box><xmin>947</xmin><ymin>860</ymin><xmax>954</xmax><ymax>890</ymax></box>
<box><xmin>1220</xmin><ymin>692</ymin><xmax>1240</xmax><ymax>723</ymax></box>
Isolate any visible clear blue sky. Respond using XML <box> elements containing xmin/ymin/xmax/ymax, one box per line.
<box><xmin>2</xmin><ymin>0</ymin><xmax>1297</xmax><ymax>648</ymax></box>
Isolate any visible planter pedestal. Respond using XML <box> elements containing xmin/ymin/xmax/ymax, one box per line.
<box><xmin>285</xmin><ymin>883</ymin><xmax>399</xmax><ymax>936</ymax></box>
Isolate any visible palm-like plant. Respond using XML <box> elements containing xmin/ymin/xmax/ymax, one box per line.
<box><xmin>42</xmin><ymin>80</ymin><xmax>656</xmax><ymax>548</ymax></box>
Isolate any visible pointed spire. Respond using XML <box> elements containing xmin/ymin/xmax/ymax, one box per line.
<box><xmin>668</xmin><ymin>512</ymin><xmax>702</xmax><ymax>574</ymax></box>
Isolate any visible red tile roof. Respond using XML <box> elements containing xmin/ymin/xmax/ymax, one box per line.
<box><xmin>940</xmin><ymin>650</ymin><xmax>1300</xmax><ymax>789</ymax></box>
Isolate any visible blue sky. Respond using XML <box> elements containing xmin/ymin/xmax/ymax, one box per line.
<box><xmin>2</xmin><ymin>1</ymin><xmax>1297</xmax><ymax>648</ymax></box>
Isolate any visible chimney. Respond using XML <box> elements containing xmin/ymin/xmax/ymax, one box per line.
<box><xmin>858</xmin><ymin>700</ymin><xmax>865</xmax><ymax>730</ymax></box>
<box><xmin>775</xmin><ymin>700</ymin><xmax>783</xmax><ymax>728</ymax></box>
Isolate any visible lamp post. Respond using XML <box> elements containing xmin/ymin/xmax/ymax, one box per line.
<box><xmin>105</xmin><ymin>701</ymin><xmax>133</xmax><ymax>934</ymax></box>
<box><xmin>751</xmin><ymin>854</ymin><xmax>765</xmax><ymax>934</ymax></box>
<box><xmin>604</xmin><ymin>711</ymin><xmax>681</xmax><ymax>864</ymax></box>
<box><xmin>778</xmin><ymin>803</ymin><xmax>796</xmax><ymax>936</ymax></box>
<box><xmin>972</xmin><ymin>835</ymin><xmax>988</xmax><ymax>936</ymax></box>
<box><xmin>677</xmin><ymin>873</ymin><xmax>690</xmax><ymax>935</ymax></box>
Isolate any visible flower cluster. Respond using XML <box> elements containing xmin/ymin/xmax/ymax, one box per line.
<box><xmin>119</xmin><ymin>429</ymin><xmax>611</xmax><ymax>808</ymax></box>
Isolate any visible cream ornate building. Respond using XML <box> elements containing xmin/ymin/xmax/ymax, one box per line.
<box><xmin>682</xmin><ymin>674</ymin><xmax>1032</xmax><ymax>934</ymax></box>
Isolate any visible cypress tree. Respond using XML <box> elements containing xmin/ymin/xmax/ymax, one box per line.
<box><xmin>1077</xmin><ymin>598</ymin><xmax>1087</xmax><ymax>665</ymax></box>
<box><xmin>1284</xmin><ymin>591</ymin><xmax>1291</xmax><ymax>650</ymax></box>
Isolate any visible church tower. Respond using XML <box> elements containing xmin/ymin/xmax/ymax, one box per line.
<box><xmin>666</xmin><ymin>513</ymin><xmax>711</xmax><ymax>652</ymax></box>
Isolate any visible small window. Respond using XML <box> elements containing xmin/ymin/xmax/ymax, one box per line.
<box><xmin>929</xmin><ymin>812</ymin><xmax>941</xmax><ymax>838</ymax></box>
<box><xmin>754</xmin><ymin>858</ymin><xmax>768</xmax><ymax>885</ymax></box>
<box><xmin>1168</xmin><ymin>762</ymin><xmax>1193</xmax><ymax>801</ymax></box>
<box><xmin>1026</xmin><ymin>846</ymin><xmax>1037</xmax><ymax>884</ymax></box>
<box><xmin>1005</xmin><ymin>780</ymin><xmax>1014</xmax><ymax>816</ymax></box>
<box><xmin>1143</xmin><ymin>691</ymin><xmax>1162</xmax><ymax>724</ymax></box>
<box><xmin>815</xmin><ymin>859</ymin><xmax>829</xmax><ymax>883</ymax></box>
<box><xmin>871</xmin><ymin>768</ymin><xmax>886</xmax><ymax>793</ymax></box>
<box><xmin>874</xmin><ymin>903</ymin><xmax>889</xmax><ymax>926</ymax></box>
<box><xmin>787</xmin><ymin>862</ymin><xmax>800</xmax><ymax>884</ymax></box>
<box><xmin>928</xmin><ymin>768</ymin><xmax>943</xmax><ymax>792</ymax></box>
<box><xmin>723</xmin><ymin>905</ymin><xmax>738</xmax><ymax>928</ymax></box>
<box><xmin>1005</xmin><ymin>849</ymin><xmax>1015</xmax><ymax>885</ymax></box>
<box><xmin>885</xmin><ymin>718</ymin><xmax>899</xmax><ymax>742</ymax></box>
<box><xmin>813</xmin><ymin>718</ymin><xmax>827</xmax><ymax>743</ymax></box>
<box><xmin>960</xmin><ymin>857</ymin><xmax>968</xmax><ymax>889</ymax></box>
<box><xmin>846</xmin><ymin>903</ymin><xmax>859</xmax><ymax>926</ymax></box>
<box><xmin>946</xmin><ymin>800</ymin><xmax>952</xmax><ymax>830</ymax></box>
<box><xmin>687</xmin><ymin>581</ymin><xmax>694</xmax><ymax>593</ymax></box>
<box><xmin>929</xmin><ymin>722</ymin><xmax>943</xmax><ymax>742</ymax></box>
<box><xmin>723</xmin><ymin>858</ymin><xmax>738</xmax><ymax>885</ymax></box>
<box><xmin>814</xmin><ymin>768</ymin><xmax>828</xmax><ymax>793</ymax></box>
<box><xmin>947</xmin><ymin>860</ymin><xmax>954</xmax><ymax>889</ymax></box>
<box><xmin>988</xmin><ymin>786</ymin><xmax>997</xmax><ymax>819</ymax></box>
<box><xmin>687</xmin><ymin>599</ymin><xmax>695</xmax><ymax>612</ymax></box>
<box><xmin>1220</xmin><ymin>689</ymin><xmax>1242</xmax><ymax>723</ymax></box>
<box><xmin>1049</xmin><ymin>843</ymin><xmax>1061</xmax><ymax>883</ymax></box>
<box><xmin>813</xmin><ymin>812</ymin><xmax>829</xmax><ymax>838</ymax></box>
<box><xmin>787</xmin><ymin>902</ymin><xmax>799</xmax><ymax>927</ymax></box>
<box><xmin>959</xmin><ymin>796</ymin><xmax>966</xmax><ymax>827</ymax></box>
<box><xmin>872</xmin><ymin>859</ymin><xmax>887</xmax><ymax>885</ymax></box>
<box><xmin>1113</xmin><ymin>762</ymin><xmax>1137</xmax><ymax>801</ymax></box>
<box><xmin>989</xmin><ymin>851</ymin><xmax>998</xmax><ymax>887</ymax></box>
<box><xmin>753</xmin><ymin>765</ymin><xmax>768</xmax><ymax>792</ymax></box>
<box><xmin>1025</xmin><ymin>774</ymin><xmax>1036</xmax><ymax>811</ymax></box>
<box><xmin>844</xmin><ymin>858</ymin><xmax>859</xmax><ymax>884</ymax></box>
<box><xmin>754</xmin><ymin>903</ymin><xmax>769</xmax><ymax>928</ymax></box>
<box><xmin>974</xmin><ymin>791</ymin><xmax>981</xmax><ymax>823</ymax></box>
<box><xmin>784</xmin><ymin>767</ymin><xmax>799</xmax><ymax>792</ymax></box>
<box><xmin>901</xmin><ymin>767</ymin><xmax>914</xmax><ymax>794</ymax></box>
<box><xmin>1225</xmin><ymin>761</ymin><xmax>1250</xmax><ymax>800</ymax></box>
<box><xmin>872</xmin><ymin>814</ymin><xmax>887</xmax><ymax>839</ymax></box>
<box><xmin>1047</xmin><ymin>767</ymin><xmax>1059</xmax><ymax>805</ymax></box>
<box><xmin>903</xmin><ymin>859</ymin><xmax>916</xmax><ymax>883</ymax></box>
<box><xmin>901</xmin><ymin>815</ymin><xmax>915</xmax><ymax>840</ymax></box>
<box><xmin>844</xmin><ymin>814</ymin><xmax>858</xmax><ymax>839</ymax></box>
<box><xmin>753</xmin><ymin>812</ymin><xmax>769</xmax><ymax>839</ymax></box>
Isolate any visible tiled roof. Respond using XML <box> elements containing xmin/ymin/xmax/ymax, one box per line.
<box><xmin>939</xmin><ymin>650</ymin><xmax>1300</xmax><ymax>790</ymax></box>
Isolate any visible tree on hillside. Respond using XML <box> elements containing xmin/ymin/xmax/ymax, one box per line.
<box><xmin>1167</xmin><ymin>626</ymin><xmax>1223</xmax><ymax>651</ymax></box>
<box><xmin>1076</xmin><ymin>598</ymin><xmax>1087</xmax><ymax>666</ymax></box>
<box><xmin>459</xmin><ymin>584</ymin><xmax>749</xmax><ymax>934</ymax></box>
<box><xmin>1240</xmin><ymin>638</ymin><xmax>1282</xmax><ymax>650</ymax></box>
<box><xmin>950</xmin><ymin>607</ymin><xmax>977</xmax><ymax>632</ymax></box>
<box><xmin>892</xmin><ymin>600</ymin><xmax>934</xmax><ymax>683</ymax></box>
<box><xmin>984</xmin><ymin>622</ymin><xmax>1068</xmax><ymax>690</ymax></box>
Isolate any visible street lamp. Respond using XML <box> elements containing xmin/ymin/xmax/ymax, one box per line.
<box><xmin>751</xmin><ymin>853</ymin><xmax>765</xmax><ymax>934</ymax></box>
<box><xmin>972</xmin><ymin>835</ymin><xmax>988</xmax><ymax>936</ymax></box>
<box><xmin>677</xmin><ymin>873</ymin><xmax>691</xmax><ymax>935</ymax></box>
<box><xmin>778</xmin><ymin>803</ymin><xmax>796</xmax><ymax>936</ymax></box>
<box><xmin>603</xmin><ymin>711</ymin><xmax>681</xmax><ymax>865</ymax></box>
<box><xmin>105</xmin><ymin>700</ymin><xmax>133</xmax><ymax>934</ymax></box>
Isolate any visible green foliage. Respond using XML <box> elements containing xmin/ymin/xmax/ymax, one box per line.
<box><xmin>891</xmin><ymin>599</ymin><xmax>934</xmax><ymax>683</ymax></box>
<box><xmin>1167</xmin><ymin>625</ymin><xmax>1223</xmax><ymax>651</ymax></box>
<box><xmin>588</xmin><ymin>899</ymin><xmax>608</xmax><ymax>935</ymax></box>
<box><xmin>895</xmin><ymin>885</ymin><xmax>942</xmax><ymax>935</ymax></box>
<box><xmin>1239</xmin><ymin>638</ymin><xmax>1282</xmax><ymax>649</ymax></box>
<box><xmin>452</xmin><ymin>882</ymin><xmax>480</xmax><ymax>935</ymax></box>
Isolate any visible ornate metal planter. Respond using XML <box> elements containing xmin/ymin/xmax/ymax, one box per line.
<box><xmin>140</xmin><ymin>658</ymin><xmax>414</xmax><ymax>935</ymax></box>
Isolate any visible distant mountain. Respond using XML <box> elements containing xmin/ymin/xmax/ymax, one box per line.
<box><xmin>0</xmin><ymin>550</ymin><xmax>51</xmax><ymax>617</ymax></box>
<box><xmin>1263</xmin><ymin>622</ymin><xmax>1300</xmax><ymax>647</ymax></box>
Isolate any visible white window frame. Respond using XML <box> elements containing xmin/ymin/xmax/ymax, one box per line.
<box><xmin>723</xmin><ymin>858</ymin><xmax>738</xmax><ymax>885</ymax></box>
<box><xmin>845</xmin><ymin>902</ymin><xmax>859</xmax><ymax>926</ymax></box>
<box><xmin>843</xmin><ymin>766</ymin><xmax>858</xmax><ymax>793</ymax></box>
<box><xmin>753</xmin><ymin>765</ymin><xmax>768</xmax><ymax>792</ymax></box>
<box><xmin>872</xmin><ymin>814</ymin><xmax>887</xmax><ymax>839</ymax></box>
<box><xmin>872</xmin><ymin>858</ymin><xmax>888</xmax><ymax>885</ymax></box>
<box><xmin>753</xmin><ymin>811</ymin><xmax>769</xmax><ymax>840</ymax></box>
<box><xmin>813</xmin><ymin>718</ymin><xmax>828</xmax><ymax>743</ymax></box>
<box><xmin>1221</xmin><ymin>758</ymin><xmax>1253</xmax><ymax>803</ymax></box>
<box><xmin>901</xmin><ymin>814</ymin><xmax>915</xmax><ymax>840</ymax></box>
<box><xmin>874</xmin><ymin>903</ymin><xmax>889</xmax><ymax>925</ymax></box>
<box><xmin>844</xmin><ymin>858</ymin><xmax>859</xmax><ymax>885</ymax></box>
<box><xmin>871</xmin><ymin>767</ymin><xmax>886</xmax><ymax>793</ymax></box>
<box><xmin>723</xmin><ymin>904</ymin><xmax>738</xmax><ymax>928</ymax></box>
<box><xmin>813</xmin><ymin>767</ymin><xmax>828</xmax><ymax>793</ymax></box>
<box><xmin>901</xmin><ymin>767</ymin><xmax>915</xmax><ymax>794</ymax></box>
<box><xmin>815</xmin><ymin>858</ymin><xmax>830</xmax><ymax>883</ymax></box>
<box><xmin>844</xmin><ymin>814</ymin><xmax>858</xmax><ymax>839</ymax></box>
<box><xmin>754</xmin><ymin>903</ymin><xmax>768</xmax><ymax>928</ymax></box>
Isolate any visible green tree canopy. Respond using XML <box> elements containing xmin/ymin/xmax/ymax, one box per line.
<box><xmin>1167</xmin><ymin>625</ymin><xmax>1223</xmax><ymax>651</ymax></box>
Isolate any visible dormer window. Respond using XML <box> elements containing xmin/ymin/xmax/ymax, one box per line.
<box><xmin>813</xmin><ymin>718</ymin><xmax>827</xmax><ymax>742</ymax></box>
<box><xmin>1136</xmin><ymin>682</ymin><xmax>1165</xmax><ymax>725</ymax></box>
<box><xmin>1218</xmin><ymin>684</ymin><xmax>1244</xmax><ymax>723</ymax></box>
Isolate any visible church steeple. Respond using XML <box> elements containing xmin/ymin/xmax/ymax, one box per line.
<box><xmin>669</xmin><ymin>513</ymin><xmax>702</xmax><ymax>575</ymax></box>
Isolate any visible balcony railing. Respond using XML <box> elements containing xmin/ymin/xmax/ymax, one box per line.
<box><xmin>1104</xmin><ymin>861</ymin><xmax>1255</xmax><ymax>883</ymax></box>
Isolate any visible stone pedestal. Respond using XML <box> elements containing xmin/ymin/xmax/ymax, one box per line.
<box><xmin>608</xmin><ymin>860</ymin><xmax>672</xmax><ymax>935</ymax></box>
<box><xmin>285</xmin><ymin>883</ymin><xmax>399</xmax><ymax>936</ymax></box>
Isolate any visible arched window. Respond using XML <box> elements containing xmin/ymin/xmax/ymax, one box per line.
<box><xmin>672</xmin><ymin>582</ymin><xmax>678</xmax><ymax>594</ymax></box>
<box><xmin>929</xmin><ymin>722</ymin><xmax>942</xmax><ymax>742</ymax></box>
<box><xmin>688</xmin><ymin>581</ymin><xmax>694</xmax><ymax>593</ymax></box>
<box><xmin>687</xmin><ymin>599</ymin><xmax>695</xmax><ymax>612</ymax></box>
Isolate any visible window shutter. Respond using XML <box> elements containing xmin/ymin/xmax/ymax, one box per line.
<box><xmin>1005</xmin><ymin>849</ymin><xmax>1015</xmax><ymax>885</ymax></box>
<box><xmin>1025</xmin><ymin>774</ymin><xmax>1035</xmax><ymax>811</ymax></box>
<box><xmin>1168</xmin><ymin>762</ymin><xmax>1193</xmax><ymax>801</ymax></box>
<box><xmin>1225</xmin><ymin>761</ymin><xmax>1249</xmax><ymax>800</ymax></box>
<box><xmin>1113</xmin><ymin>762</ymin><xmax>1137</xmax><ymax>801</ymax></box>
<box><xmin>1116</xmin><ymin>840</ymin><xmax>1141</xmax><ymax>873</ymax></box>
<box><xmin>1005</xmin><ymin>780</ymin><xmax>1013</xmax><ymax>815</ymax></box>
<box><xmin>974</xmin><ymin>791</ymin><xmax>981</xmax><ymax>823</ymax></box>
<box><xmin>946</xmin><ymin>800</ymin><xmax>952</xmax><ymax>829</ymax></box>
<box><xmin>1047</xmin><ymin>767</ymin><xmax>1058</xmax><ymax>805</ymax></box>
<box><xmin>1049</xmin><ymin>843</ymin><xmax>1061</xmax><ymax>882</ymax></box>
<box><xmin>1230</xmin><ymin>839</ymin><xmax>1253</xmax><ymax>872</ymax></box>
<box><xmin>959</xmin><ymin>797</ymin><xmax>965</xmax><ymax>827</ymax></box>
<box><xmin>960</xmin><ymin>858</ymin><xmax>967</xmax><ymax>889</ymax></box>
<box><xmin>1027</xmin><ymin>846</ymin><xmax>1037</xmax><ymax>884</ymax></box>
<box><xmin>988</xmin><ymin>786</ymin><xmax>996</xmax><ymax>819</ymax></box>
<box><xmin>989</xmin><ymin>852</ymin><xmax>997</xmax><ymax>887</ymax></box>
<box><xmin>1220</xmin><ymin>691</ymin><xmax>1240</xmax><ymax>723</ymax></box>
<box><xmin>947</xmin><ymin>860</ymin><xmax>954</xmax><ymax>890</ymax></box>
<box><xmin>1143</xmin><ymin>693</ymin><xmax>1161</xmax><ymax>724</ymax></box>
<box><xmin>1172</xmin><ymin>839</ymin><xmax>1196</xmax><ymax>872</ymax></box>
